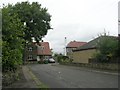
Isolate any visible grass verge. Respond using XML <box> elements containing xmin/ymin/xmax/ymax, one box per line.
<box><xmin>27</xmin><ymin>66</ymin><xmax>49</xmax><ymax>89</ymax></box>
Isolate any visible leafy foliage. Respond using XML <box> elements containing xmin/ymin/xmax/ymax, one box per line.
<box><xmin>11</xmin><ymin>1</ymin><xmax>52</xmax><ymax>42</ymax></box>
<box><xmin>54</xmin><ymin>53</ymin><xmax>72</xmax><ymax>63</ymax></box>
<box><xmin>2</xmin><ymin>5</ymin><xmax>25</xmax><ymax>72</ymax></box>
<box><xmin>0</xmin><ymin>10</ymin><xmax>1</xmax><ymax>65</ymax></box>
<box><xmin>2</xmin><ymin>1</ymin><xmax>52</xmax><ymax>72</ymax></box>
<box><xmin>93</xmin><ymin>35</ymin><xmax>118</xmax><ymax>63</ymax></box>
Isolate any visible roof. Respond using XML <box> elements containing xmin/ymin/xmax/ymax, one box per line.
<box><xmin>66</xmin><ymin>41</ymin><xmax>87</xmax><ymax>48</ymax></box>
<box><xmin>73</xmin><ymin>36</ymin><xmax>117</xmax><ymax>51</ymax></box>
<box><xmin>34</xmin><ymin>42</ymin><xmax>51</xmax><ymax>55</ymax></box>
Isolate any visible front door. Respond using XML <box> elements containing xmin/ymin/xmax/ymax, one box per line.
<box><xmin>37</xmin><ymin>56</ymin><xmax>40</xmax><ymax>61</ymax></box>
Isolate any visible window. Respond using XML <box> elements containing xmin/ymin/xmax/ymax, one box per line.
<box><xmin>28</xmin><ymin>47</ymin><xmax>32</xmax><ymax>51</ymax></box>
<box><xmin>28</xmin><ymin>55</ymin><xmax>33</xmax><ymax>60</ymax></box>
<box><xmin>38</xmin><ymin>46</ymin><xmax>44</xmax><ymax>50</ymax></box>
<box><xmin>41</xmin><ymin>46</ymin><xmax>44</xmax><ymax>50</ymax></box>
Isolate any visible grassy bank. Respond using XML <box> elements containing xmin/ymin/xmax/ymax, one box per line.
<box><xmin>2</xmin><ymin>66</ymin><xmax>22</xmax><ymax>87</ymax></box>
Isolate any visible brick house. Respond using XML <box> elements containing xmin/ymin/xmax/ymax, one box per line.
<box><xmin>24</xmin><ymin>41</ymin><xmax>52</xmax><ymax>63</ymax></box>
<box><xmin>66</xmin><ymin>41</ymin><xmax>87</xmax><ymax>58</ymax></box>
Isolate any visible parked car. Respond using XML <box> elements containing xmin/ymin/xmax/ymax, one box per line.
<box><xmin>48</xmin><ymin>58</ymin><xmax>55</xmax><ymax>63</ymax></box>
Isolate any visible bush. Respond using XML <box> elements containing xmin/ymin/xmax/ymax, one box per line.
<box><xmin>2</xmin><ymin>5</ymin><xmax>25</xmax><ymax>72</ymax></box>
<box><xmin>94</xmin><ymin>53</ymin><xmax>110</xmax><ymax>63</ymax></box>
<box><xmin>38</xmin><ymin>61</ymin><xmax>43</xmax><ymax>64</ymax></box>
<box><xmin>53</xmin><ymin>53</ymin><xmax>73</xmax><ymax>63</ymax></box>
<box><xmin>44</xmin><ymin>60</ymin><xmax>48</xmax><ymax>64</ymax></box>
<box><xmin>93</xmin><ymin>35</ymin><xmax>118</xmax><ymax>63</ymax></box>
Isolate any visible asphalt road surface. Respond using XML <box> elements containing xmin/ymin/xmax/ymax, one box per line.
<box><xmin>28</xmin><ymin>63</ymin><xmax>118</xmax><ymax>88</ymax></box>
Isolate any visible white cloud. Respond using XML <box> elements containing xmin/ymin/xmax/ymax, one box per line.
<box><xmin>1</xmin><ymin>0</ymin><xmax>119</xmax><ymax>54</ymax></box>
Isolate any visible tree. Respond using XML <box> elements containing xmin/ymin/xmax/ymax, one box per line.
<box><xmin>2</xmin><ymin>1</ymin><xmax>52</xmax><ymax>71</ymax></box>
<box><xmin>11</xmin><ymin>1</ymin><xmax>52</xmax><ymax>43</ymax></box>
<box><xmin>0</xmin><ymin>9</ymin><xmax>2</xmax><ymax>64</ymax></box>
<box><xmin>94</xmin><ymin>35</ymin><xmax>118</xmax><ymax>63</ymax></box>
<box><xmin>2</xmin><ymin>5</ymin><xmax>25</xmax><ymax>72</ymax></box>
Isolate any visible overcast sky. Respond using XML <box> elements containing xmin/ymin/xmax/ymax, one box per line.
<box><xmin>0</xmin><ymin>0</ymin><xmax>119</xmax><ymax>54</ymax></box>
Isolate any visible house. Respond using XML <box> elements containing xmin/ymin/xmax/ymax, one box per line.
<box><xmin>72</xmin><ymin>36</ymin><xmax>117</xmax><ymax>63</ymax></box>
<box><xmin>36</xmin><ymin>42</ymin><xmax>52</xmax><ymax>61</ymax></box>
<box><xmin>24</xmin><ymin>41</ymin><xmax>52</xmax><ymax>63</ymax></box>
<box><xmin>66</xmin><ymin>40</ymin><xmax>86</xmax><ymax>58</ymax></box>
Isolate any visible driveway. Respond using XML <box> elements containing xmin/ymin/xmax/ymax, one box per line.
<box><xmin>28</xmin><ymin>63</ymin><xmax>118</xmax><ymax>88</ymax></box>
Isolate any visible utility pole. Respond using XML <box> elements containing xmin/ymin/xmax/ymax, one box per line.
<box><xmin>64</xmin><ymin>37</ymin><xmax>67</xmax><ymax>56</ymax></box>
<box><xmin>118</xmin><ymin>1</ymin><xmax>120</xmax><ymax>63</ymax></box>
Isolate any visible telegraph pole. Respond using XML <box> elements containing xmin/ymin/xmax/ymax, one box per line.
<box><xmin>118</xmin><ymin>1</ymin><xmax>120</xmax><ymax>63</ymax></box>
<box><xmin>64</xmin><ymin>37</ymin><xmax>67</xmax><ymax>56</ymax></box>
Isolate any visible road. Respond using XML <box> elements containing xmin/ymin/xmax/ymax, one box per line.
<box><xmin>28</xmin><ymin>63</ymin><xmax>118</xmax><ymax>88</ymax></box>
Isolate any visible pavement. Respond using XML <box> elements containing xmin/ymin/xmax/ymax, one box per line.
<box><xmin>2</xmin><ymin>65</ymin><xmax>42</xmax><ymax>89</ymax></box>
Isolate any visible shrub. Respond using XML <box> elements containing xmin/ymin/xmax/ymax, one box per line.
<box><xmin>93</xmin><ymin>35</ymin><xmax>118</xmax><ymax>63</ymax></box>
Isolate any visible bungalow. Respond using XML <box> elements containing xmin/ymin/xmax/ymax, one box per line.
<box><xmin>72</xmin><ymin>36</ymin><xmax>117</xmax><ymax>63</ymax></box>
<box><xmin>24</xmin><ymin>41</ymin><xmax>52</xmax><ymax>63</ymax></box>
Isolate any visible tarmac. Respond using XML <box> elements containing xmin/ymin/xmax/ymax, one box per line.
<box><xmin>2</xmin><ymin>64</ymin><xmax>119</xmax><ymax>89</ymax></box>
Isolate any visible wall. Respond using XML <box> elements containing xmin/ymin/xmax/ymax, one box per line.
<box><xmin>72</xmin><ymin>49</ymin><xmax>96</xmax><ymax>63</ymax></box>
<box><xmin>60</xmin><ymin>62</ymin><xmax>119</xmax><ymax>71</ymax></box>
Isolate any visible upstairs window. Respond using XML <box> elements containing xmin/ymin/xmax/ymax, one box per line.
<box><xmin>28</xmin><ymin>47</ymin><xmax>32</xmax><ymax>51</ymax></box>
<box><xmin>38</xmin><ymin>46</ymin><xmax>44</xmax><ymax>50</ymax></box>
<box><xmin>41</xmin><ymin>46</ymin><xmax>44</xmax><ymax>50</ymax></box>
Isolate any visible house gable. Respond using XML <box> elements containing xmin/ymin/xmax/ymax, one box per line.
<box><xmin>36</xmin><ymin>42</ymin><xmax>52</xmax><ymax>56</ymax></box>
<box><xmin>66</xmin><ymin>41</ymin><xmax>87</xmax><ymax>55</ymax></box>
<box><xmin>24</xmin><ymin>41</ymin><xmax>51</xmax><ymax>62</ymax></box>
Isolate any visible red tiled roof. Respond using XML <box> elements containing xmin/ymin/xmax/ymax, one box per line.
<box><xmin>66</xmin><ymin>41</ymin><xmax>87</xmax><ymax>48</ymax></box>
<box><xmin>33</xmin><ymin>42</ymin><xmax>51</xmax><ymax>55</ymax></box>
